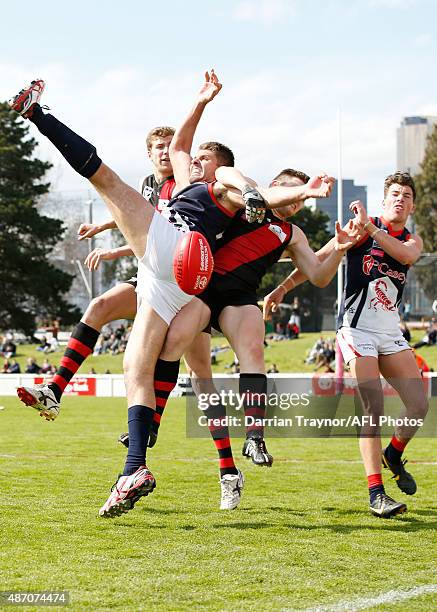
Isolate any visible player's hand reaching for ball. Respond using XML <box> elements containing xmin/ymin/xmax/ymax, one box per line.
<box><xmin>198</xmin><ymin>69</ymin><xmax>222</xmax><ymax>106</ymax></box>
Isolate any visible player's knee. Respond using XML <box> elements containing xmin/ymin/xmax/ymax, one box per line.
<box><xmin>85</xmin><ymin>295</ymin><xmax>114</xmax><ymax>326</ymax></box>
<box><xmin>90</xmin><ymin>162</ymin><xmax>118</xmax><ymax>187</ymax></box>
<box><xmin>410</xmin><ymin>395</ymin><xmax>429</xmax><ymax>419</ymax></box>
<box><xmin>162</xmin><ymin>325</ymin><xmax>192</xmax><ymax>360</ymax></box>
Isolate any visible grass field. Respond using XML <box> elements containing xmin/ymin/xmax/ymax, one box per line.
<box><xmin>8</xmin><ymin>328</ymin><xmax>437</xmax><ymax>374</ymax></box>
<box><xmin>0</xmin><ymin>395</ymin><xmax>436</xmax><ymax>610</ymax></box>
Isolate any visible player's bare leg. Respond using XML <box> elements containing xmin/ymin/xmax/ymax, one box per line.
<box><xmin>89</xmin><ymin>163</ymin><xmax>154</xmax><ymax>259</ymax></box>
<box><xmin>17</xmin><ymin>283</ymin><xmax>137</xmax><ymax>419</ymax></box>
<box><xmin>379</xmin><ymin>349</ymin><xmax>428</xmax><ymax>495</ymax></box>
<box><xmin>9</xmin><ymin>80</ymin><xmax>154</xmax><ymax>260</ymax></box>
<box><xmin>81</xmin><ymin>282</ymin><xmax>137</xmax><ymax>330</ymax></box>
<box><xmin>184</xmin><ymin>333</ymin><xmax>244</xmax><ymax>510</ymax></box>
<box><xmin>219</xmin><ymin>305</ymin><xmax>272</xmax><ymax>467</ymax></box>
<box><xmin>99</xmin><ymin>302</ymin><xmax>169</xmax><ymax>518</ymax></box>
<box><xmin>350</xmin><ymin>356</ymin><xmax>407</xmax><ymax>518</ymax></box>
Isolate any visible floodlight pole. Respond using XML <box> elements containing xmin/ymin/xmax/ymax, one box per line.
<box><xmin>86</xmin><ymin>196</ymin><xmax>95</xmax><ymax>299</ymax></box>
<box><xmin>335</xmin><ymin>106</ymin><xmax>344</xmax><ymax>385</ymax></box>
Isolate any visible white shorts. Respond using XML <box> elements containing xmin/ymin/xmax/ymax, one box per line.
<box><xmin>136</xmin><ymin>211</ymin><xmax>193</xmax><ymax>325</ymax></box>
<box><xmin>337</xmin><ymin>327</ymin><xmax>411</xmax><ymax>365</ymax></box>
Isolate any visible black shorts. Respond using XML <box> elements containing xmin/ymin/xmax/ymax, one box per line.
<box><xmin>199</xmin><ymin>285</ymin><xmax>258</xmax><ymax>333</ymax></box>
<box><xmin>122</xmin><ymin>275</ymin><xmax>137</xmax><ymax>289</ymax></box>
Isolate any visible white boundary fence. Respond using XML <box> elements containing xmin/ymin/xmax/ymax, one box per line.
<box><xmin>1</xmin><ymin>372</ymin><xmax>436</xmax><ymax>398</ymax></box>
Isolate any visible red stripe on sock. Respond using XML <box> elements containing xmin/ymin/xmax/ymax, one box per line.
<box><xmin>153</xmin><ymin>412</ymin><xmax>161</xmax><ymax>424</ymax></box>
<box><xmin>51</xmin><ymin>374</ymin><xmax>69</xmax><ymax>393</ymax></box>
<box><xmin>60</xmin><ymin>355</ymin><xmax>80</xmax><ymax>372</ymax></box>
<box><xmin>219</xmin><ymin>457</ymin><xmax>236</xmax><ymax>469</ymax></box>
<box><xmin>391</xmin><ymin>435</ymin><xmax>407</xmax><ymax>452</ymax></box>
<box><xmin>154</xmin><ymin>380</ymin><xmax>176</xmax><ymax>392</ymax></box>
<box><xmin>155</xmin><ymin>396</ymin><xmax>167</xmax><ymax>408</ymax></box>
<box><xmin>214</xmin><ymin>438</ymin><xmax>231</xmax><ymax>450</ymax></box>
<box><xmin>367</xmin><ymin>473</ymin><xmax>383</xmax><ymax>488</ymax></box>
<box><xmin>69</xmin><ymin>338</ymin><xmax>93</xmax><ymax>358</ymax></box>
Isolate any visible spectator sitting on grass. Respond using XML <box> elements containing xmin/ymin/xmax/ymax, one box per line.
<box><xmin>2</xmin><ymin>338</ymin><xmax>17</xmax><ymax>358</ymax></box>
<box><xmin>25</xmin><ymin>357</ymin><xmax>41</xmax><ymax>374</ymax></box>
<box><xmin>413</xmin><ymin>318</ymin><xmax>437</xmax><ymax>349</ymax></box>
<box><xmin>267</xmin><ymin>363</ymin><xmax>279</xmax><ymax>373</ymax></box>
<box><xmin>40</xmin><ymin>359</ymin><xmax>56</xmax><ymax>374</ymax></box>
<box><xmin>6</xmin><ymin>359</ymin><xmax>21</xmax><ymax>374</ymax></box>
<box><xmin>36</xmin><ymin>336</ymin><xmax>51</xmax><ymax>353</ymax></box>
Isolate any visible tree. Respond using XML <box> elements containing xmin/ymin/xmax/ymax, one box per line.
<box><xmin>412</xmin><ymin>124</ymin><xmax>437</xmax><ymax>301</ymax></box>
<box><xmin>258</xmin><ymin>207</ymin><xmax>335</xmax><ymax>332</ymax></box>
<box><xmin>0</xmin><ymin>102</ymin><xmax>79</xmax><ymax>335</ymax></box>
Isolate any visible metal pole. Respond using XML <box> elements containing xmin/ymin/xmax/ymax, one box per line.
<box><xmin>87</xmin><ymin>196</ymin><xmax>95</xmax><ymax>299</ymax></box>
<box><xmin>335</xmin><ymin>106</ymin><xmax>344</xmax><ymax>385</ymax></box>
<box><xmin>75</xmin><ymin>259</ymin><xmax>92</xmax><ymax>298</ymax></box>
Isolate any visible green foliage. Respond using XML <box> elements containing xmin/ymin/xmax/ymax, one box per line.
<box><xmin>0</xmin><ymin>103</ymin><xmax>79</xmax><ymax>334</ymax></box>
<box><xmin>414</xmin><ymin>124</ymin><xmax>437</xmax><ymax>252</ymax></box>
<box><xmin>413</xmin><ymin>125</ymin><xmax>437</xmax><ymax>301</ymax></box>
<box><xmin>103</xmin><ymin>228</ymin><xmax>137</xmax><ymax>285</ymax></box>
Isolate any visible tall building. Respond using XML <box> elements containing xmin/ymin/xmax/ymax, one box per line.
<box><xmin>397</xmin><ymin>116</ymin><xmax>437</xmax><ymax>175</ymax></box>
<box><xmin>314</xmin><ymin>179</ymin><xmax>367</xmax><ymax>234</ymax></box>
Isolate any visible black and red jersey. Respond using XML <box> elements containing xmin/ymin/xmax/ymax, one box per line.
<box><xmin>210</xmin><ymin>210</ymin><xmax>293</xmax><ymax>293</ymax></box>
<box><xmin>140</xmin><ymin>174</ymin><xmax>176</xmax><ymax>209</ymax></box>
<box><xmin>338</xmin><ymin>216</ymin><xmax>410</xmax><ymax>333</ymax></box>
<box><xmin>164</xmin><ymin>182</ymin><xmax>236</xmax><ymax>252</ymax></box>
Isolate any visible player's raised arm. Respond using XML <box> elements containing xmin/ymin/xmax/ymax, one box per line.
<box><xmin>84</xmin><ymin>245</ymin><xmax>135</xmax><ymax>271</ymax></box>
<box><xmin>170</xmin><ymin>69</ymin><xmax>222</xmax><ymax>192</ymax></box>
<box><xmin>215</xmin><ymin>167</ymin><xmax>335</xmax><ymax>221</ymax></box>
<box><xmin>77</xmin><ymin>220</ymin><xmax>117</xmax><ymax>240</ymax></box>
<box><xmin>262</xmin><ymin>221</ymin><xmax>358</xmax><ymax>320</ymax></box>
<box><xmin>350</xmin><ymin>200</ymin><xmax>423</xmax><ymax>265</ymax></box>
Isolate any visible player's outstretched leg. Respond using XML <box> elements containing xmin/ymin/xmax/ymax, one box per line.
<box><xmin>240</xmin><ymin>373</ymin><xmax>273</xmax><ymax>467</ymax></box>
<box><xmin>17</xmin><ymin>322</ymin><xmax>99</xmax><ymax>420</ymax></box>
<box><xmin>118</xmin><ymin>357</ymin><xmax>180</xmax><ymax>448</ymax></box>
<box><xmin>17</xmin><ymin>283</ymin><xmax>137</xmax><ymax>420</ymax></box>
<box><xmin>99</xmin><ymin>466</ymin><xmax>156</xmax><ymax>518</ymax></box>
<box><xmin>9</xmin><ymin>79</ymin><xmax>153</xmax><ymax>260</ymax></box>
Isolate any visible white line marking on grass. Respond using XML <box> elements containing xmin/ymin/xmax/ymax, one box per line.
<box><xmin>286</xmin><ymin>584</ymin><xmax>437</xmax><ymax>611</ymax></box>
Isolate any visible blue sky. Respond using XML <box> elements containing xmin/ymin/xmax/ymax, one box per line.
<box><xmin>1</xmin><ymin>0</ymin><xmax>436</xmax><ymax>218</ymax></box>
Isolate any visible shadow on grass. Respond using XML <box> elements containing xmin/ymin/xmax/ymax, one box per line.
<box><xmin>212</xmin><ymin>514</ymin><xmax>437</xmax><ymax>533</ymax></box>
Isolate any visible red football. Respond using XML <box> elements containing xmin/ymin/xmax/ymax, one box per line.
<box><xmin>173</xmin><ymin>231</ymin><xmax>214</xmax><ymax>295</ymax></box>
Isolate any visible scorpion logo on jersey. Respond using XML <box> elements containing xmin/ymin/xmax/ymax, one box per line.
<box><xmin>368</xmin><ymin>279</ymin><xmax>396</xmax><ymax>312</ymax></box>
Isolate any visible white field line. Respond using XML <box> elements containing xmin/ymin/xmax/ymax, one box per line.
<box><xmin>286</xmin><ymin>583</ymin><xmax>437</xmax><ymax>611</ymax></box>
<box><xmin>0</xmin><ymin>455</ymin><xmax>436</xmax><ymax>465</ymax></box>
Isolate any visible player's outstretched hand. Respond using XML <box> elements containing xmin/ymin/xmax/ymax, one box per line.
<box><xmin>263</xmin><ymin>285</ymin><xmax>286</xmax><ymax>320</ymax></box>
<box><xmin>306</xmin><ymin>174</ymin><xmax>335</xmax><ymax>199</ymax></box>
<box><xmin>77</xmin><ymin>223</ymin><xmax>102</xmax><ymax>241</ymax></box>
<box><xmin>349</xmin><ymin>200</ymin><xmax>368</xmax><ymax>229</ymax></box>
<box><xmin>84</xmin><ymin>248</ymin><xmax>114</xmax><ymax>271</ymax></box>
<box><xmin>198</xmin><ymin>69</ymin><xmax>222</xmax><ymax>105</ymax></box>
<box><xmin>334</xmin><ymin>220</ymin><xmax>361</xmax><ymax>252</ymax></box>
<box><xmin>243</xmin><ymin>186</ymin><xmax>266</xmax><ymax>223</ymax></box>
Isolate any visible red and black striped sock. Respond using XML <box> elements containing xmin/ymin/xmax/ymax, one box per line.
<box><xmin>49</xmin><ymin>322</ymin><xmax>100</xmax><ymax>402</ymax></box>
<box><xmin>385</xmin><ymin>435</ymin><xmax>408</xmax><ymax>464</ymax></box>
<box><xmin>205</xmin><ymin>403</ymin><xmax>238</xmax><ymax>477</ymax></box>
<box><xmin>240</xmin><ymin>373</ymin><xmax>267</xmax><ymax>439</ymax></box>
<box><xmin>151</xmin><ymin>358</ymin><xmax>180</xmax><ymax>435</ymax></box>
<box><xmin>368</xmin><ymin>473</ymin><xmax>385</xmax><ymax>503</ymax></box>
